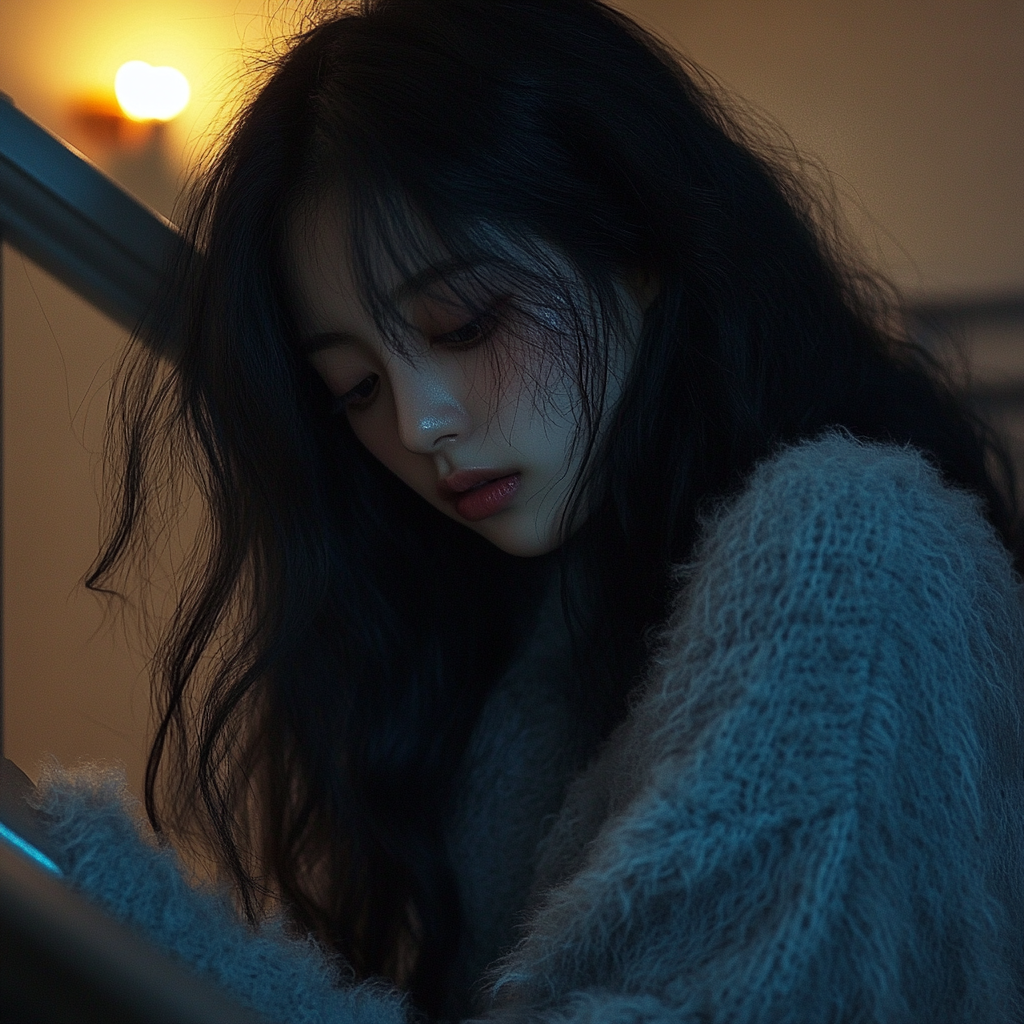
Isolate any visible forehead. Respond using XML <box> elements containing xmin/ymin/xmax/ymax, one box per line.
<box><xmin>286</xmin><ymin>197</ymin><xmax>486</xmax><ymax>331</ymax></box>
<box><xmin>286</xmin><ymin>200</ymin><xmax>391</xmax><ymax>323</ymax></box>
<box><xmin>290</xmin><ymin>211</ymin><xmax>477</xmax><ymax>336</ymax></box>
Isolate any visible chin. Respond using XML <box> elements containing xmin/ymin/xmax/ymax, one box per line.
<box><xmin>472</xmin><ymin>518</ymin><xmax>562</xmax><ymax>558</ymax></box>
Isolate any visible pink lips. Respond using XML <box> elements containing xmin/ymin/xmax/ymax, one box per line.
<box><xmin>439</xmin><ymin>470</ymin><xmax>522</xmax><ymax>522</ymax></box>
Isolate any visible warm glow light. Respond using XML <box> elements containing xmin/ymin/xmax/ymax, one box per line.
<box><xmin>114</xmin><ymin>61</ymin><xmax>190</xmax><ymax>122</ymax></box>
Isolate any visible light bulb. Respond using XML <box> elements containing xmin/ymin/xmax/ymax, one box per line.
<box><xmin>114</xmin><ymin>61</ymin><xmax>190</xmax><ymax>122</ymax></box>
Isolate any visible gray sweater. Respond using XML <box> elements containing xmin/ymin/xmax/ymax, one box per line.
<box><xmin>33</xmin><ymin>433</ymin><xmax>1024</xmax><ymax>1022</ymax></box>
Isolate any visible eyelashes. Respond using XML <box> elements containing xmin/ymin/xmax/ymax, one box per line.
<box><xmin>435</xmin><ymin>298</ymin><xmax>508</xmax><ymax>349</ymax></box>
<box><xmin>330</xmin><ymin>299</ymin><xmax>509</xmax><ymax>415</ymax></box>
<box><xmin>331</xmin><ymin>373</ymin><xmax>380</xmax><ymax>414</ymax></box>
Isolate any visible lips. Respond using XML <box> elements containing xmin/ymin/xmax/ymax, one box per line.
<box><xmin>438</xmin><ymin>470</ymin><xmax>521</xmax><ymax>522</ymax></box>
<box><xmin>439</xmin><ymin>469</ymin><xmax>513</xmax><ymax>495</ymax></box>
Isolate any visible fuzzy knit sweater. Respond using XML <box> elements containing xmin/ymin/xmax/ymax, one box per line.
<box><xmin>32</xmin><ymin>433</ymin><xmax>1024</xmax><ymax>1023</ymax></box>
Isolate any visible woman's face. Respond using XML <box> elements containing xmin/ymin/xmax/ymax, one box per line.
<box><xmin>288</xmin><ymin>205</ymin><xmax>649</xmax><ymax>557</ymax></box>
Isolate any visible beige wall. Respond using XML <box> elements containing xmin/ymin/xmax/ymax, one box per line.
<box><xmin>1</xmin><ymin>0</ymin><xmax>1022</xmax><ymax>794</ymax></box>
<box><xmin>620</xmin><ymin>0</ymin><xmax>1024</xmax><ymax>297</ymax></box>
<box><xmin>1</xmin><ymin>247</ymin><xmax>150</xmax><ymax>788</ymax></box>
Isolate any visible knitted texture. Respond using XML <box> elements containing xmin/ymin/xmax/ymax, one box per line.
<box><xmin>490</xmin><ymin>433</ymin><xmax>1024</xmax><ymax>1023</ymax></box>
<box><xmin>30</xmin><ymin>764</ymin><xmax>407</xmax><ymax>1024</ymax></box>
<box><xmin>442</xmin><ymin>574</ymin><xmax>602</xmax><ymax>1016</ymax></box>
<box><xmin>33</xmin><ymin>434</ymin><xmax>1024</xmax><ymax>1023</ymax></box>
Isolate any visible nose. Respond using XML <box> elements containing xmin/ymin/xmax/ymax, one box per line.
<box><xmin>389</xmin><ymin>359</ymin><xmax>469</xmax><ymax>453</ymax></box>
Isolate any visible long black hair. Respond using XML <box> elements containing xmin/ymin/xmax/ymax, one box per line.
<box><xmin>89</xmin><ymin>0</ymin><xmax>1020</xmax><ymax>1014</ymax></box>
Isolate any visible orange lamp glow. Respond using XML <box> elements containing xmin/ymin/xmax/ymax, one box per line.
<box><xmin>114</xmin><ymin>61</ymin><xmax>190</xmax><ymax>122</ymax></box>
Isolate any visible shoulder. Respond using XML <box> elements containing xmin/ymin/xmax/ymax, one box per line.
<box><xmin>605</xmin><ymin>429</ymin><xmax>1024</xmax><ymax>841</ymax></box>
<box><xmin>498</xmin><ymin>431</ymin><xmax>1024</xmax><ymax>1019</ymax></box>
<box><xmin>657</xmin><ymin>427</ymin><xmax>1023</xmax><ymax>701</ymax></box>
<box><xmin>628</xmin><ymin>429</ymin><xmax>1024</xmax><ymax>812</ymax></box>
<box><xmin>666</xmin><ymin>429</ymin><xmax>1021</xmax><ymax>660</ymax></box>
<box><xmin>698</xmin><ymin>429</ymin><xmax>1011</xmax><ymax>579</ymax></box>
<box><xmin>539</xmin><ymin>431</ymin><xmax>1024</xmax><ymax>866</ymax></box>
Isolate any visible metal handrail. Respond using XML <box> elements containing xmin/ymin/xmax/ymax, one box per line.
<box><xmin>0</xmin><ymin>93</ymin><xmax>181</xmax><ymax>336</ymax></box>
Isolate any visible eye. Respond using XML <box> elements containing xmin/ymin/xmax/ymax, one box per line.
<box><xmin>433</xmin><ymin>298</ymin><xmax>508</xmax><ymax>349</ymax></box>
<box><xmin>330</xmin><ymin>373</ymin><xmax>380</xmax><ymax>414</ymax></box>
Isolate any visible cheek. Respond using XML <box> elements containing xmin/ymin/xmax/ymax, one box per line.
<box><xmin>482</xmin><ymin>329</ymin><xmax>575</xmax><ymax>435</ymax></box>
<box><xmin>492</xmin><ymin>356</ymin><xmax>582</xmax><ymax>460</ymax></box>
<box><xmin>348</xmin><ymin>401</ymin><xmax>401</xmax><ymax>470</ymax></box>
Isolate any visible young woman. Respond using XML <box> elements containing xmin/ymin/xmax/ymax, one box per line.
<box><xmin>4</xmin><ymin>0</ymin><xmax>1024</xmax><ymax>1020</ymax></box>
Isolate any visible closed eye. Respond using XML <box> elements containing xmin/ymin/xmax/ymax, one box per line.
<box><xmin>433</xmin><ymin>297</ymin><xmax>509</xmax><ymax>348</ymax></box>
<box><xmin>331</xmin><ymin>373</ymin><xmax>380</xmax><ymax>414</ymax></box>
